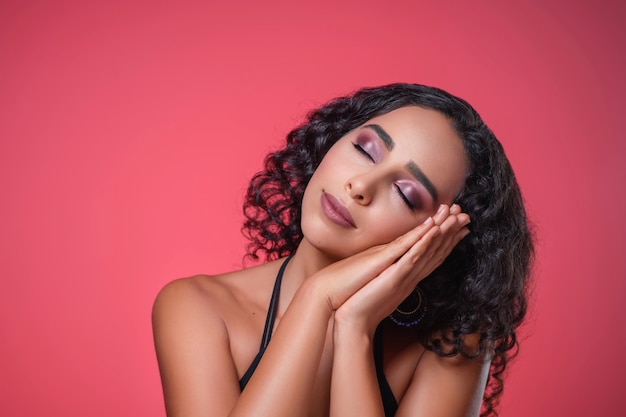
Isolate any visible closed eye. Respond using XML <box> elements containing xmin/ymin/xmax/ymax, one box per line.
<box><xmin>352</xmin><ymin>142</ymin><xmax>375</xmax><ymax>162</ymax></box>
<box><xmin>395</xmin><ymin>184</ymin><xmax>415</xmax><ymax>210</ymax></box>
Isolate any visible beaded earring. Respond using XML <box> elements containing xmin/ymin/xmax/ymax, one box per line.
<box><xmin>388</xmin><ymin>286</ymin><xmax>427</xmax><ymax>327</ymax></box>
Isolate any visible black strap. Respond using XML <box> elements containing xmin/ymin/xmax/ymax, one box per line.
<box><xmin>239</xmin><ymin>255</ymin><xmax>293</xmax><ymax>390</ymax></box>
<box><xmin>259</xmin><ymin>255</ymin><xmax>292</xmax><ymax>349</ymax></box>
<box><xmin>375</xmin><ymin>325</ymin><xmax>399</xmax><ymax>417</ymax></box>
<box><xmin>239</xmin><ymin>256</ymin><xmax>397</xmax><ymax>417</ymax></box>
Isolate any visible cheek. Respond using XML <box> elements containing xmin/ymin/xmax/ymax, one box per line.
<box><xmin>306</xmin><ymin>148</ymin><xmax>353</xmax><ymax>194</ymax></box>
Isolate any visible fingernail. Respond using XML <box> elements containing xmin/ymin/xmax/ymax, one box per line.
<box><xmin>437</xmin><ymin>204</ymin><xmax>445</xmax><ymax>214</ymax></box>
<box><xmin>451</xmin><ymin>203</ymin><xmax>459</xmax><ymax>212</ymax></box>
<box><xmin>424</xmin><ymin>216</ymin><xmax>434</xmax><ymax>225</ymax></box>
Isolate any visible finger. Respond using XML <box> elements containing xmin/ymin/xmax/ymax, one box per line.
<box><xmin>351</xmin><ymin>216</ymin><xmax>438</xmax><ymax>277</ymax></box>
<box><xmin>398</xmin><ymin>225</ymin><xmax>441</xmax><ymax>268</ymax></box>
<box><xmin>417</xmin><ymin>212</ymin><xmax>458</xmax><ymax>254</ymax></box>
<box><xmin>387</xmin><ymin>215</ymin><xmax>437</xmax><ymax>255</ymax></box>
<box><xmin>432</xmin><ymin>204</ymin><xmax>450</xmax><ymax>226</ymax></box>
<box><xmin>429</xmin><ymin>213</ymin><xmax>469</xmax><ymax>260</ymax></box>
<box><xmin>456</xmin><ymin>213</ymin><xmax>470</xmax><ymax>227</ymax></box>
<box><xmin>396</xmin><ymin>212</ymin><xmax>468</xmax><ymax>283</ymax></box>
<box><xmin>425</xmin><ymin>216</ymin><xmax>472</xmax><ymax>273</ymax></box>
<box><xmin>360</xmin><ymin>226</ymin><xmax>439</xmax><ymax>298</ymax></box>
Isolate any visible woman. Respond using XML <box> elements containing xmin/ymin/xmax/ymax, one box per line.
<box><xmin>152</xmin><ymin>83</ymin><xmax>534</xmax><ymax>417</ymax></box>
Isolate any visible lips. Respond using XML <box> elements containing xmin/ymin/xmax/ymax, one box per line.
<box><xmin>321</xmin><ymin>192</ymin><xmax>356</xmax><ymax>228</ymax></box>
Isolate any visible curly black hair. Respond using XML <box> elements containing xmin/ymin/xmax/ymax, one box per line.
<box><xmin>242</xmin><ymin>83</ymin><xmax>534</xmax><ymax>417</ymax></box>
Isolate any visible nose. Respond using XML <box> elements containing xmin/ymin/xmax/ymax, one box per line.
<box><xmin>346</xmin><ymin>173</ymin><xmax>376</xmax><ymax>205</ymax></box>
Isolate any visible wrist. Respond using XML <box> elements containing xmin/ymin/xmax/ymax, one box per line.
<box><xmin>332</xmin><ymin>313</ymin><xmax>375</xmax><ymax>348</ymax></box>
<box><xmin>295</xmin><ymin>276</ymin><xmax>335</xmax><ymax>318</ymax></box>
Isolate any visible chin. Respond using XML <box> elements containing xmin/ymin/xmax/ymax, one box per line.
<box><xmin>302</xmin><ymin>231</ymin><xmax>369</xmax><ymax>264</ymax></box>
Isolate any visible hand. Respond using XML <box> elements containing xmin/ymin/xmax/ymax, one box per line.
<box><xmin>307</xmin><ymin>212</ymin><xmax>442</xmax><ymax>313</ymax></box>
<box><xmin>333</xmin><ymin>204</ymin><xmax>470</xmax><ymax>334</ymax></box>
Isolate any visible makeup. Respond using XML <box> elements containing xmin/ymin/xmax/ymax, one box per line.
<box><xmin>320</xmin><ymin>192</ymin><xmax>356</xmax><ymax>228</ymax></box>
<box><xmin>354</xmin><ymin>129</ymin><xmax>384</xmax><ymax>162</ymax></box>
<box><xmin>394</xmin><ymin>178</ymin><xmax>425</xmax><ymax>210</ymax></box>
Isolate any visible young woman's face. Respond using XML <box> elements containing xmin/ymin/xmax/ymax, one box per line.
<box><xmin>300</xmin><ymin>106</ymin><xmax>469</xmax><ymax>260</ymax></box>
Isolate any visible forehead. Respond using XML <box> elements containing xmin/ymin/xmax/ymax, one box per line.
<box><xmin>363</xmin><ymin>106</ymin><xmax>468</xmax><ymax>203</ymax></box>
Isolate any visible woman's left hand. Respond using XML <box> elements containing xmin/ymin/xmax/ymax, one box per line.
<box><xmin>333</xmin><ymin>204</ymin><xmax>470</xmax><ymax>336</ymax></box>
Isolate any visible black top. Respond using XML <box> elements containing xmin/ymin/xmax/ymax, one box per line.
<box><xmin>239</xmin><ymin>255</ymin><xmax>399</xmax><ymax>416</ymax></box>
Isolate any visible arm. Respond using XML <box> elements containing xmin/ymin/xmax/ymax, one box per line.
<box><xmin>152</xmin><ymin>276</ymin><xmax>332</xmax><ymax>417</ymax></box>
<box><xmin>233</xmin><ymin>212</ymin><xmax>457</xmax><ymax>417</ymax></box>
<box><xmin>331</xmin><ymin>327</ymin><xmax>490</xmax><ymax>417</ymax></box>
<box><xmin>396</xmin><ymin>348</ymin><xmax>490</xmax><ymax>417</ymax></box>
<box><xmin>330</xmin><ymin>204</ymin><xmax>475</xmax><ymax>416</ymax></box>
<box><xmin>330</xmin><ymin>324</ymin><xmax>385</xmax><ymax>416</ymax></box>
<box><xmin>152</xmin><ymin>278</ymin><xmax>241</xmax><ymax>417</ymax></box>
<box><xmin>153</xmin><ymin>215</ymin><xmax>441</xmax><ymax>417</ymax></box>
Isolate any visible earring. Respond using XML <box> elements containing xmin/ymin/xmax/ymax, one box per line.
<box><xmin>388</xmin><ymin>286</ymin><xmax>427</xmax><ymax>327</ymax></box>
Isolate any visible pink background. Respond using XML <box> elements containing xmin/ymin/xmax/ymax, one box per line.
<box><xmin>1</xmin><ymin>1</ymin><xmax>624</xmax><ymax>416</ymax></box>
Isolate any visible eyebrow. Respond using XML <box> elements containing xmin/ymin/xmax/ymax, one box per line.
<box><xmin>363</xmin><ymin>124</ymin><xmax>439</xmax><ymax>203</ymax></box>
<box><xmin>363</xmin><ymin>124</ymin><xmax>395</xmax><ymax>151</ymax></box>
<box><xmin>406</xmin><ymin>161</ymin><xmax>438</xmax><ymax>203</ymax></box>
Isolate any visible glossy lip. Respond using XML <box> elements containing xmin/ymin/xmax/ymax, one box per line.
<box><xmin>321</xmin><ymin>192</ymin><xmax>356</xmax><ymax>228</ymax></box>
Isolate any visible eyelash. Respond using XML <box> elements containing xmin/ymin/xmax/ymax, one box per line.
<box><xmin>352</xmin><ymin>142</ymin><xmax>375</xmax><ymax>162</ymax></box>
<box><xmin>395</xmin><ymin>184</ymin><xmax>415</xmax><ymax>210</ymax></box>
<box><xmin>352</xmin><ymin>142</ymin><xmax>415</xmax><ymax>210</ymax></box>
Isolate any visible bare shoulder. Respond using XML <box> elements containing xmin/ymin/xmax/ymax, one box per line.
<box><xmin>153</xmin><ymin>272</ymin><xmax>234</xmax><ymax>318</ymax></box>
<box><xmin>152</xmin><ymin>261</ymin><xmax>279</xmax><ymax>328</ymax></box>
<box><xmin>151</xmin><ymin>276</ymin><xmax>222</xmax><ymax>340</ymax></box>
<box><xmin>151</xmin><ymin>262</ymin><xmax>282</xmax><ymax>416</ymax></box>
<box><xmin>397</xmin><ymin>332</ymin><xmax>491</xmax><ymax>417</ymax></box>
<box><xmin>151</xmin><ymin>260</ymin><xmax>286</xmax><ymax>373</ymax></box>
<box><xmin>151</xmin><ymin>271</ymin><xmax>243</xmax><ymax>370</ymax></box>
